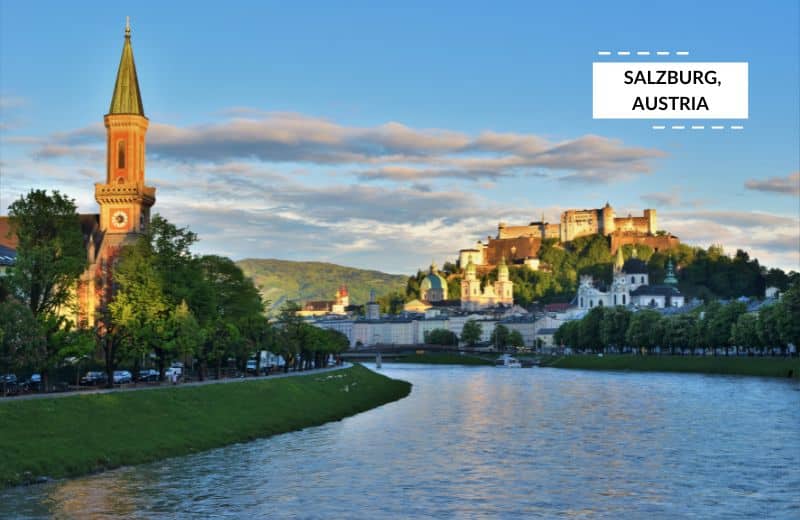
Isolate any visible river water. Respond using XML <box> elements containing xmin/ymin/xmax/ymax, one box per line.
<box><xmin>3</xmin><ymin>365</ymin><xmax>799</xmax><ymax>519</ymax></box>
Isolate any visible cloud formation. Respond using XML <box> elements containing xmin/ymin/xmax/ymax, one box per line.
<box><xmin>744</xmin><ymin>172</ymin><xmax>800</xmax><ymax>196</ymax></box>
<box><xmin>33</xmin><ymin>111</ymin><xmax>665</xmax><ymax>183</ymax></box>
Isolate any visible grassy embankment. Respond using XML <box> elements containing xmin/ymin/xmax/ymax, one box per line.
<box><xmin>0</xmin><ymin>364</ymin><xmax>411</xmax><ymax>488</ymax></box>
<box><xmin>390</xmin><ymin>352</ymin><xmax>494</xmax><ymax>365</ymax></box>
<box><xmin>541</xmin><ymin>355</ymin><xmax>800</xmax><ymax>378</ymax></box>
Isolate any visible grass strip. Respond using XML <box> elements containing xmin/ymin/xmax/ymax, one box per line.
<box><xmin>0</xmin><ymin>364</ymin><xmax>410</xmax><ymax>488</ymax></box>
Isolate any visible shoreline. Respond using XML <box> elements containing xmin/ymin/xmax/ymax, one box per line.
<box><xmin>0</xmin><ymin>364</ymin><xmax>411</xmax><ymax>489</ymax></box>
<box><xmin>540</xmin><ymin>354</ymin><xmax>800</xmax><ymax>379</ymax></box>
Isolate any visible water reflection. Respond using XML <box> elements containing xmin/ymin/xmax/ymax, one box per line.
<box><xmin>3</xmin><ymin>366</ymin><xmax>799</xmax><ymax>519</ymax></box>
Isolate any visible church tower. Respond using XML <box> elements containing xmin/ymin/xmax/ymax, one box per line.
<box><xmin>95</xmin><ymin>18</ymin><xmax>155</xmax><ymax>243</ymax></box>
<box><xmin>494</xmin><ymin>256</ymin><xmax>513</xmax><ymax>305</ymax></box>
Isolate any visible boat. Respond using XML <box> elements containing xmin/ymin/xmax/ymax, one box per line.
<box><xmin>495</xmin><ymin>354</ymin><xmax>522</xmax><ymax>368</ymax></box>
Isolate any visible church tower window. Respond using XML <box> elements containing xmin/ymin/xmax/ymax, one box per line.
<box><xmin>118</xmin><ymin>141</ymin><xmax>126</xmax><ymax>169</ymax></box>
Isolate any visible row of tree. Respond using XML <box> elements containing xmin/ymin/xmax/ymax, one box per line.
<box><xmin>553</xmin><ymin>280</ymin><xmax>799</xmax><ymax>354</ymax></box>
<box><xmin>0</xmin><ymin>190</ymin><xmax>348</xmax><ymax>390</ymax></box>
<box><xmin>424</xmin><ymin>322</ymin><xmax>525</xmax><ymax>351</ymax></box>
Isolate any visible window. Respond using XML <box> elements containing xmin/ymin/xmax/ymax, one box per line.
<box><xmin>641</xmin><ymin>276</ymin><xmax>645</xmax><ymax>283</ymax></box>
<box><xmin>598</xmin><ymin>300</ymin><xmax>603</xmax><ymax>307</ymax></box>
<box><xmin>118</xmin><ymin>141</ymin><xmax>126</xmax><ymax>169</ymax></box>
<box><xmin>631</xmin><ymin>276</ymin><xmax>635</xmax><ymax>283</ymax></box>
<box><xmin>589</xmin><ymin>300</ymin><xmax>593</xmax><ymax>308</ymax></box>
<box><xmin>580</xmin><ymin>297</ymin><xmax>584</xmax><ymax>307</ymax></box>
<box><xmin>622</xmin><ymin>294</ymin><xmax>626</xmax><ymax>305</ymax></box>
<box><xmin>614</xmin><ymin>295</ymin><xmax>617</xmax><ymax>305</ymax></box>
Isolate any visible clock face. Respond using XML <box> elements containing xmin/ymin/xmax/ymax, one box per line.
<box><xmin>112</xmin><ymin>210</ymin><xmax>128</xmax><ymax>229</ymax></box>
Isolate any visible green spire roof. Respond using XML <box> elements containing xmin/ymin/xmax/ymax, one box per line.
<box><xmin>664</xmin><ymin>258</ymin><xmax>678</xmax><ymax>285</ymax></box>
<box><xmin>109</xmin><ymin>20</ymin><xmax>144</xmax><ymax>116</ymax></box>
<box><xmin>614</xmin><ymin>247</ymin><xmax>625</xmax><ymax>271</ymax></box>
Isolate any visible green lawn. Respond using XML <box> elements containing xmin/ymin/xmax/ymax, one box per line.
<box><xmin>544</xmin><ymin>354</ymin><xmax>800</xmax><ymax>378</ymax></box>
<box><xmin>390</xmin><ymin>352</ymin><xmax>495</xmax><ymax>365</ymax></box>
<box><xmin>0</xmin><ymin>365</ymin><xmax>411</xmax><ymax>488</ymax></box>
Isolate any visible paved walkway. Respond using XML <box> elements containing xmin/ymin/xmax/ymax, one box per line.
<box><xmin>0</xmin><ymin>363</ymin><xmax>352</xmax><ymax>403</ymax></box>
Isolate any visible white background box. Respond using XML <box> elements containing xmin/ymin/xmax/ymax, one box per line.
<box><xmin>593</xmin><ymin>62</ymin><xmax>748</xmax><ymax>119</ymax></box>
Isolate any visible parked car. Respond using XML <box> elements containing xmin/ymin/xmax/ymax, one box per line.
<box><xmin>139</xmin><ymin>369</ymin><xmax>159</xmax><ymax>382</ymax></box>
<box><xmin>26</xmin><ymin>373</ymin><xmax>41</xmax><ymax>392</ymax></box>
<box><xmin>80</xmin><ymin>371</ymin><xmax>107</xmax><ymax>386</ymax></box>
<box><xmin>1</xmin><ymin>374</ymin><xmax>19</xmax><ymax>395</ymax></box>
<box><xmin>113</xmin><ymin>370</ymin><xmax>133</xmax><ymax>384</ymax></box>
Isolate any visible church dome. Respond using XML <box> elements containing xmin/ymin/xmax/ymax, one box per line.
<box><xmin>421</xmin><ymin>272</ymin><xmax>446</xmax><ymax>291</ymax></box>
<box><xmin>622</xmin><ymin>257</ymin><xmax>648</xmax><ymax>274</ymax></box>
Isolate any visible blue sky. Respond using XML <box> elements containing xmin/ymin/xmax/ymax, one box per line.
<box><xmin>1</xmin><ymin>0</ymin><xmax>798</xmax><ymax>273</ymax></box>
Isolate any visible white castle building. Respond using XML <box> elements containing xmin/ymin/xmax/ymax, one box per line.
<box><xmin>577</xmin><ymin>247</ymin><xmax>685</xmax><ymax>310</ymax></box>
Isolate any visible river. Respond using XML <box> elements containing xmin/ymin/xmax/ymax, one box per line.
<box><xmin>3</xmin><ymin>365</ymin><xmax>799</xmax><ymax>519</ymax></box>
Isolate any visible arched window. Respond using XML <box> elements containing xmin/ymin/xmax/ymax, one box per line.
<box><xmin>589</xmin><ymin>300</ymin><xmax>593</xmax><ymax>308</ymax></box>
<box><xmin>598</xmin><ymin>300</ymin><xmax>603</xmax><ymax>307</ymax></box>
<box><xmin>614</xmin><ymin>294</ymin><xmax>617</xmax><ymax>305</ymax></box>
<box><xmin>622</xmin><ymin>294</ymin><xmax>626</xmax><ymax>305</ymax></box>
<box><xmin>118</xmin><ymin>141</ymin><xmax>126</xmax><ymax>169</ymax></box>
<box><xmin>641</xmin><ymin>276</ymin><xmax>645</xmax><ymax>283</ymax></box>
<box><xmin>580</xmin><ymin>297</ymin><xmax>584</xmax><ymax>307</ymax></box>
<box><xmin>630</xmin><ymin>276</ymin><xmax>635</xmax><ymax>283</ymax></box>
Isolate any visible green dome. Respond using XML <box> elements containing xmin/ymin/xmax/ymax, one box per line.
<box><xmin>421</xmin><ymin>272</ymin><xmax>447</xmax><ymax>291</ymax></box>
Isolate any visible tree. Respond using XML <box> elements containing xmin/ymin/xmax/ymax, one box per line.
<box><xmin>776</xmin><ymin>280</ymin><xmax>800</xmax><ymax>351</ymax></box>
<box><xmin>599</xmin><ymin>306</ymin><xmax>631</xmax><ymax>352</ymax></box>
<box><xmin>378</xmin><ymin>291</ymin><xmax>406</xmax><ymax>315</ymax></box>
<box><xmin>508</xmin><ymin>330</ymin><xmax>525</xmax><ymax>350</ymax></box>
<box><xmin>0</xmin><ymin>299</ymin><xmax>44</xmax><ymax>395</ymax></box>
<box><xmin>425</xmin><ymin>328</ymin><xmax>458</xmax><ymax>346</ymax></box>
<box><xmin>578</xmin><ymin>306</ymin><xmax>606</xmax><ymax>352</ymax></box>
<box><xmin>490</xmin><ymin>324</ymin><xmax>510</xmax><ymax>351</ymax></box>
<box><xmin>461</xmin><ymin>320</ymin><xmax>482</xmax><ymax>348</ymax></box>
<box><xmin>732</xmin><ymin>313</ymin><xmax>759</xmax><ymax>353</ymax></box>
<box><xmin>6</xmin><ymin>190</ymin><xmax>86</xmax><ymax>318</ymax></box>
<box><xmin>6</xmin><ymin>190</ymin><xmax>87</xmax><ymax>389</ymax></box>
<box><xmin>625</xmin><ymin>310</ymin><xmax>662</xmax><ymax>354</ymax></box>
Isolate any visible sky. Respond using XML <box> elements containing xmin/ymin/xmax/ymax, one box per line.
<box><xmin>1</xmin><ymin>0</ymin><xmax>798</xmax><ymax>274</ymax></box>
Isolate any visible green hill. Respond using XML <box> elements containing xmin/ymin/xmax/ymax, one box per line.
<box><xmin>236</xmin><ymin>258</ymin><xmax>407</xmax><ymax>312</ymax></box>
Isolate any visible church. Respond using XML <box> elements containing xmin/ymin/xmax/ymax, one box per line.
<box><xmin>461</xmin><ymin>256</ymin><xmax>514</xmax><ymax>310</ymax></box>
<box><xmin>73</xmin><ymin>21</ymin><xmax>156</xmax><ymax>326</ymax></box>
<box><xmin>577</xmin><ymin>247</ymin><xmax>685</xmax><ymax>310</ymax></box>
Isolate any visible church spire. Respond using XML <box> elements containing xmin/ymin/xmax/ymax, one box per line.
<box><xmin>109</xmin><ymin>17</ymin><xmax>144</xmax><ymax>116</ymax></box>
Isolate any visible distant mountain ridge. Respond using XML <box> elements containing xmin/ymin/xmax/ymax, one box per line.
<box><xmin>236</xmin><ymin>258</ymin><xmax>407</xmax><ymax>312</ymax></box>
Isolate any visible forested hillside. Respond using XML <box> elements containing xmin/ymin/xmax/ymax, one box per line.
<box><xmin>236</xmin><ymin>258</ymin><xmax>407</xmax><ymax>312</ymax></box>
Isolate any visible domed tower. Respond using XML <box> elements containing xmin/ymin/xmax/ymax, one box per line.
<box><xmin>494</xmin><ymin>256</ymin><xmax>513</xmax><ymax>305</ymax></box>
<box><xmin>461</xmin><ymin>260</ymin><xmax>482</xmax><ymax>309</ymax></box>
<box><xmin>664</xmin><ymin>258</ymin><xmax>678</xmax><ymax>285</ymax></box>
<box><xmin>420</xmin><ymin>262</ymin><xmax>448</xmax><ymax>302</ymax></box>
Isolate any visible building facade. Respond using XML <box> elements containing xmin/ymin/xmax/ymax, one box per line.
<box><xmin>461</xmin><ymin>257</ymin><xmax>514</xmax><ymax>310</ymax></box>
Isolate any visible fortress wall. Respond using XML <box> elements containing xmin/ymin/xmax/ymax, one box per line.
<box><xmin>498</xmin><ymin>225</ymin><xmax>539</xmax><ymax>239</ymax></box>
<box><xmin>610</xmin><ymin>233</ymin><xmax>680</xmax><ymax>254</ymax></box>
<box><xmin>613</xmin><ymin>216</ymin><xmax>651</xmax><ymax>234</ymax></box>
<box><xmin>486</xmin><ymin>236</ymin><xmax>542</xmax><ymax>265</ymax></box>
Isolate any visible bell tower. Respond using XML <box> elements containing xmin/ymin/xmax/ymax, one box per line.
<box><xmin>95</xmin><ymin>17</ymin><xmax>155</xmax><ymax>241</ymax></box>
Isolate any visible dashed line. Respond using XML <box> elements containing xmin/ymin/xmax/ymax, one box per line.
<box><xmin>597</xmin><ymin>50</ymin><xmax>690</xmax><ymax>57</ymax></box>
<box><xmin>650</xmin><ymin>125</ymin><xmax>745</xmax><ymax>131</ymax></box>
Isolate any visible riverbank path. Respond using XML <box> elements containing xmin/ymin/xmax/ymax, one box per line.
<box><xmin>1</xmin><ymin>363</ymin><xmax>353</xmax><ymax>403</ymax></box>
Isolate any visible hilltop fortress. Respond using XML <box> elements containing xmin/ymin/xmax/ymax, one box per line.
<box><xmin>458</xmin><ymin>203</ymin><xmax>679</xmax><ymax>270</ymax></box>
